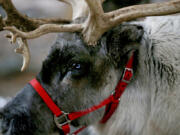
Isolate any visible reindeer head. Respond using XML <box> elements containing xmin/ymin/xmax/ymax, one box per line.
<box><xmin>0</xmin><ymin>0</ymin><xmax>180</xmax><ymax>135</ymax></box>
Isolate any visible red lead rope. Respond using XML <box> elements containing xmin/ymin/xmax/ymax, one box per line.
<box><xmin>29</xmin><ymin>53</ymin><xmax>134</xmax><ymax>135</ymax></box>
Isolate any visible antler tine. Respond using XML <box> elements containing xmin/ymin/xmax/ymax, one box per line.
<box><xmin>16</xmin><ymin>38</ymin><xmax>30</xmax><ymax>72</ymax></box>
<box><xmin>59</xmin><ymin>0</ymin><xmax>89</xmax><ymax>20</ymax></box>
<box><xmin>59</xmin><ymin>0</ymin><xmax>106</xmax><ymax>20</ymax></box>
<box><xmin>85</xmin><ymin>0</ymin><xmax>104</xmax><ymax>15</ymax></box>
<box><xmin>82</xmin><ymin>0</ymin><xmax>108</xmax><ymax>45</ymax></box>
<box><xmin>4</xmin><ymin>24</ymin><xmax>83</xmax><ymax>40</ymax></box>
<box><xmin>106</xmin><ymin>0</ymin><xmax>180</xmax><ymax>27</ymax></box>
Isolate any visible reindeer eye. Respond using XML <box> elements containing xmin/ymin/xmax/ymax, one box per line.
<box><xmin>72</xmin><ymin>63</ymin><xmax>81</xmax><ymax>70</ymax></box>
<box><xmin>69</xmin><ymin>62</ymin><xmax>89</xmax><ymax>78</ymax></box>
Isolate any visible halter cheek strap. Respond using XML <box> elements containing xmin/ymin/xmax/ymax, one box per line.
<box><xmin>101</xmin><ymin>53</ymin><xmax>134</xmax><ymax>123</ymax></box>
<box><xmin>29</xmin><ymin>53</ymin><xmax>134</xmax><ymax>135</ymax></box>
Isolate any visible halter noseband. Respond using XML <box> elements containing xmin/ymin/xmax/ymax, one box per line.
<box><xmin>29</xmin><ymin>53</ymin><xmax>134</xmax><ymax>135</ymax></box>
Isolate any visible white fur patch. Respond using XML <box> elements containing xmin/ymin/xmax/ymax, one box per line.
<box><xmin>0</xmin><ymin>97</ymin><xmax>9</xmax><ymax>108</ymax></box>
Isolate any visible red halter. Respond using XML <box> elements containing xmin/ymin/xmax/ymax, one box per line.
<box><xmin>29</xmin><ymin>53</ymin><xmax>134</xmax><ymax>135</ymax></box>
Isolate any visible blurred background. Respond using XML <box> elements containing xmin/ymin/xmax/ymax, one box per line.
<box><xmin>0</xmin><ymin>0</ymin><xmax>166</xmax><ymax>100</ymax></box>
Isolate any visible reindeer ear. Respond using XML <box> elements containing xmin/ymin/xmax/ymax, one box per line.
<box><xmin>105</xmin><ymin>24</ymin><xmax>144</xmax><ymax>66</ymax></box>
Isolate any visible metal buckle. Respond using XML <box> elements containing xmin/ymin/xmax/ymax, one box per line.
<box><xmin>122</xmin><ymin>68</ymin><xmax>133</xmax><ymax>83</ymax></box>
<box><xmin>54</xmin><ymin>111</ymin><xmax>71</xmax><ymax>129</ymax></box>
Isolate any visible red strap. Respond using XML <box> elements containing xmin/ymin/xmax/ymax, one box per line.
<box><xmin>68</xmin><ymin>95</ymin><xmax>114</xmax><ymax>121</ymax></box>
<box><xmin>100</xmin><ymin>53</ymin><xmax>134</xmax><ymax>123</ymax></box>
<box><xmin>29</xmin><ymin>79</ymin><xmax>63</xmax><ymax>117</ymax></box>
<box><xmin>100</xmin><ymin>82</ymin><xmax>129</xmax><ymax>123</ymax></box>
<box><xmin>61</xmin><ymin>124</ymin><xmax>70</xmax><ymax>135</ymax></box>
<box><xmin>100</xmin><ymin>102</ymin><xmax>119</xmax><ymax>123</ymax></box>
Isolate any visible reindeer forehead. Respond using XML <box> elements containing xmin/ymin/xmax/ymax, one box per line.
<box><xmin>52</xmin><ymin>32</ymin><xmax>101</xmax><ymax>58</ymax></box>
<box><xmin>54</xmin><ymin>33</ymin><xmax>86</xmax><ymax>49</ymax></box>
<box><xmin>47</xmin><ymin>35</ymin><xmax>88</xmax><ymax>65</ymax></box>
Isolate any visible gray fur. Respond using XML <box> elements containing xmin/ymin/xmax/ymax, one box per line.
<box><xmin>92</xmin><ymin>15</ymin><xmax>180</xmax><ymax>135</ymax></box>
<box><xmin>0</xmin><ymin>15</ymin><xmax>180</xmax><ymax>135</ymax></box>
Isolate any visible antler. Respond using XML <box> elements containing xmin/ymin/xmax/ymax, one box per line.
<box><xmin>0</xmin><ymin>0</ymin><xmax>70</xmax><ymax>71</ymax></box>
<box><xmin>1</xmin><ymin>0</ymin><xmax>180</xmax><ymax>71</ymax></box>
<box><xmin>59</xmin><ymin>0</ymin><xmax>89</xmax><ymax>19</ymax></box>
<box><xmin>5</xmin><ymin>0</ymin><xmax>180</xmax><ymax>43</ymax></box>
<box><xmin>83</xmin><ymin>0</ymin><xmax>180</xmax><ymax>44</ymax></box>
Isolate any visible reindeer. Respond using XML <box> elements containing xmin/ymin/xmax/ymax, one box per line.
<box><xmin>0</xmin><ymin>0</ymin><xmax>180</xmax><ymax>135</ymax></box>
